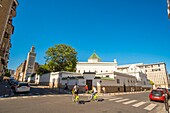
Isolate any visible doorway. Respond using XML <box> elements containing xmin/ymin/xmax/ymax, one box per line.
<box><xmin>86</xmin><ymin>80</ymin><xmax>92</xmax><ymax>90</ymax></box>
<box><xmin>124</xmin><ymin>84</ymin><xmax>126</xmax><ymax>92</ymax></box>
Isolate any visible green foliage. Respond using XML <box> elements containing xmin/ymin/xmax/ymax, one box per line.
<box><xmin>4</xmin><ymin>69</ymin><xmax>11</xmax><ymax>77</ymax></box>
<box><xmin>150</xmin><ymin>80</ymin><xmax>154</xmax><ymax>85</ymax></box>
<box><xmin>36</xmin><ymin>65</ymin><xmax>50</xmax><ymax>75</ymax></box>
<box><xmin>45</xmin><ymin>44</ymin><xmax>77</xmax><ymax>72</ymax></box>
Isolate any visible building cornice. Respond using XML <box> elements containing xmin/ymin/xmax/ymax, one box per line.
<box><xmin>14</xmin><ymin>0</ymin><xmax>19</xmax><ymax>6</ymax></box>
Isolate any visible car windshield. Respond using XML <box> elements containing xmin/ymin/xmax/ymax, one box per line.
<box><xmin>151</xmin><ymin>90</ymin><xmax>163</xmax><ymax>96</ymax></box>
<box><xmin>19</xmin><ymin>83</ymin><xmax>29</xmax><ymax>87</ymax></box>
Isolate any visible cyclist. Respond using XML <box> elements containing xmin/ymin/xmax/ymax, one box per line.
<box><xmin>72</xmin><ymin>83</ymin><xmax>79</xmax><ymax>97</ymax></box>
<box><xmin>90</xmin><ymin>86</ymin><xmax>97</xmax><ymax>100</ymax></box>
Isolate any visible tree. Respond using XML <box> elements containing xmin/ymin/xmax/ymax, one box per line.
<box><xmin>36</xmin><ymin>65</ymin><xmax>50</xmax><ymax>75</ymax></box>
<box><xmin>150</xmin><ymin>80</ymin><xmax>154</xmax><ymax>85</ymax></box>
<box><xmin>4</xmin><ymin>69</ymin><xmax>11</xmax><ymax>77</ymax></box>
<box><xmin>45</xmin><ymin>44</ymin><xmax>77</xmax><ymax>72</ymax></box>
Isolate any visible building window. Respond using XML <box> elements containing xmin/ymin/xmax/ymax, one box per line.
<box><xmin>145</xmin><ymin>70</ymin><xmax>147</xmax><ymax>72</ymax></box>
<box><xmin>106</xmin><ymin>70</ymin><xmax>108</xmax><ymax>72</ymax></box>
<box><xmin>158</xmin><ymin>64</ymin><xmax>160</xmax><ymax>67</ymax></box>
<box><xmin>106</xmin><ymin>75</ymin><xmax>109</xmax><ymax>78</ymax></box>
<box><xmin>159</xmin><ymin>69</ymin><xmax>161</xmax><ymax>71</ymax></box>
<box><xmin>151</xmin><ymin>65</ymin><xmax>153</xmax><ymax>68</ymax></box>
<box><xmin>117</xmin><ymin>79</ymin><xmax>120</xmax><ymax>84</ymax></box>
<box><xmin>101</xmin><ymin>70</ymin><xmax>103</xmax><ymax>72</ymax></box>
<box><xmin>78</xmin><ymin>70</ymin><xmax>80</xmax><ymax>73</ymax></box>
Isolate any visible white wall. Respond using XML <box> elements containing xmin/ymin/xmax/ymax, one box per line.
<box><xmin>39</xmin><ymin>73</ymin><xmax>50</xmax><ymax>83</ymax></box>
<box><xmin>77</xmin><ymin>62</ymin><xmax>117</xmax><ymax>73</ymax></box>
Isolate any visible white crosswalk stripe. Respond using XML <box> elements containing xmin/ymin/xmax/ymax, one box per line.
<box><xmin>22</xmin><ymin>96</ymin><xmax>29</xmax><ymax>99</ymax></box>
<box><xmin>108</xmin><ymin>98</ymin><xmax>122</xmax><ymax>101</ymax></box>
<box><xmin>115</xmin><ymin>99</ymin><xmax>129</xmax><ymax>102</ymax></box>
<box><xmin>144</xmin><ymin>104</ymin><xmax>157</xmax><ymax>111</ymax></box>
<box><xmin>123</xmin><ymin>100</ymin><xmax>137</xmax><ymax>105</ymax></box>
<box><xmin>132</xmin><ymin>101</ymin><xmax>146</xmax><ymax>107</ymax></box>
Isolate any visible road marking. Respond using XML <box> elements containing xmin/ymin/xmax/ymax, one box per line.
<box><xmin>10</xmin><ymin>97</ymin><xmax>18</xmax><ymax>99</ymax></box>
<box><xmin>132</xmin><ymin>101</ymin><xmax>146</xmax><ymax>107</ymax></box>
<box><xmin>103</xmin><ymin>98</ymin><xmax>110</xmax><ymax>100</ymax></box>
<box><xmin>22</xmin><ymin>96</ymin><xmax>29</xmax><ymax>99</ymax></box>
<box><xmin>47</xmin><ymin>95</ymin><xmax>54</xmax><ymax>97</ymax></box>
<box><xmin>109</xmin><ymin>98</ymin><xmax>122</xmax><ymax>101</ymax></box>
<box><xmin>115</xmin><ymin>99</ymin><xmax>129</xmax><ymax>102</ymax></box>
<box><xmin>123</xmin><ymin>100</ymin><xmax>137</xmax><ymax>104</ymax></box>
<box><xmin>144</xmin><ymin>104</ymin><xmax>157</xmax><ymax>111</ymax></box>
<box><xmin>32</xmin><ymin>96</ymin><xmax>39</xmax><ymax>98</ymax></box>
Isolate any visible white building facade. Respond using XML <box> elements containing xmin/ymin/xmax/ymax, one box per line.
<box><xmin>76</xmin><ymin>52</ymin><xmax>166</xmax><ymax>89</ymax></box>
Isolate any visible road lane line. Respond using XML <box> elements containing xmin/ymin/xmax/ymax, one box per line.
<box><xmin>109</xmin><ymin>98</ymin><xmax>122</xmax><ymax>101</ymax></box>
<box><xmin>115</xmin><ymin>99</ymin><xmax>129</xmax><ymax>102</ymax></box>
<box><xmin>132</xmin><ymin>101</ymin><xmax>146</xmax><ymax>107</ymax></box>
<box><xmin>123</xmin><ymin>100</ymin><xmax>137</xmax><ymax>105</ymax></box>
<box><xmin>144</xmin><ymin>104</ymin><xmax>157</xmax><ymax>111</ymax></box>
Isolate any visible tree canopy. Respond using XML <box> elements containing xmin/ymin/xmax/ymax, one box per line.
<box><xmin>150</xmin><ymin>80</ymin><xmax>154</xmax><ymax>85</ymax></box>
<box><xmin>36</xmin><ymin>65</ymin><xmax>50</xmax><ymax>75</ymax></box>
<box><xmin>45</xmin><ymin>44</ymin><xmax>77</xmax><ymax>72</ymax></box>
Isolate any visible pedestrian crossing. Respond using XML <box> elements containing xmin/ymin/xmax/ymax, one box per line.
<box><xmin>104</xmin><ymin>97</ymin><xmax>157</xmax><ymax>111</ymax></box>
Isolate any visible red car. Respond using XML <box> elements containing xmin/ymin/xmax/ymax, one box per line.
<box><xmin>149</xmin><ymin>89</ymin><xmax>166</xmax><ymax>102</ymax></box>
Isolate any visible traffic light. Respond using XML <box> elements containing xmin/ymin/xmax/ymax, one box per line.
<box><xmin>167</xmin><ymin>0</ymin><xmax>170</xmax><ymax>19</ymax></box>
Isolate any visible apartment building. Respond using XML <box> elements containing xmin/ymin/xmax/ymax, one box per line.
<box><xmin>0</xmin><ymin>0</ymin><xmax>18</xmax><ymax>76</ymax></box>
<box><xmin>117</xmin><ymin>63</ymin><xmax>169</xmax><ymax>88</ymax></box>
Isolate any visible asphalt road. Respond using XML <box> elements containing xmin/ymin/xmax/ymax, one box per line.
<box><xmin>0</xmin><ymin>92</ymin><xmax>165</xmax><ymax>113</ymax></box>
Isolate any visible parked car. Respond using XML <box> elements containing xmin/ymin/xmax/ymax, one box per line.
<box><xmin>149</xmin><ymin>89</ymin><xmax>166</xmax><ymax>102</ymax></box>
<box><xmin>10</xmin><ymin>80</ymin><xmax>18</xmax><ymax>90</ymax></box>
<box><xmin>157</xmin><ymin>87</ymin><xmax>169</xmax><ymax>98</ymax></box>
<box><xmin>14</xmin><ymin>82</ymin><xmax>30</xmax><ymax>93</ymax></box>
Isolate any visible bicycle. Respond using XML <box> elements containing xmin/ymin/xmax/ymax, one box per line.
<box><xmin>88</xmin><ymin>91</ymin><xmax>98</xmax><ymax>102</ymax></box>
<box><xmin>72</xmin><ymin>91</ymin><xmax>79</xmax><ymax>104</ymax></box>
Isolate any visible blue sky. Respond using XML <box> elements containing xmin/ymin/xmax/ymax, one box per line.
<box><xmin>9</xmin><ymin>0</ymin><xmax>170</xmax><ymax>72</ymax></box>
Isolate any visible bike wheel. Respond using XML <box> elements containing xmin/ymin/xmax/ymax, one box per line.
<box><xmin>88</xmin><ymin>95</ymin><xmax>92</xmax><ymax>100</ymax></box>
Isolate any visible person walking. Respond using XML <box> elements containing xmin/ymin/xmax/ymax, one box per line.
<box><xmin>85</xmin><ymin>85</ymin><xmax>88</xmax><ymax>93</ymax></box>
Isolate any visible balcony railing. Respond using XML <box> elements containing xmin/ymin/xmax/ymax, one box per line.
<box><xmin>6</xmin><ymin>23</ymin><xmax>14</xmax><ymax>35</ymax></box>
<box><xmin>0</xmin><ymin>48</ymin><xmax>5</xmax><ymax>57</ymax></box>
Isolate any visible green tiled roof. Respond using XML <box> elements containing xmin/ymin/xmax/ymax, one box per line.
<box><xmin>89</xmin><ymin>52</ymin><xmax>101</xmax><ymax>60</ymax></box>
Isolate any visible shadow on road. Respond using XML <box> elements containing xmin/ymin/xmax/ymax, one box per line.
<box><xmin>78</xmin><ymin>98</ymin><xmax>105</xmax><ymax>104</ymax></box>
